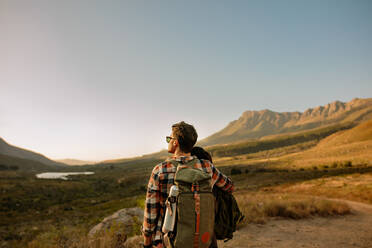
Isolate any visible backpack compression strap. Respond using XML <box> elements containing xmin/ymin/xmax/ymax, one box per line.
<box><xmin>193</xmin><ymin>183</ymin><xmax>201</xmax><ymax>248</ymax></box>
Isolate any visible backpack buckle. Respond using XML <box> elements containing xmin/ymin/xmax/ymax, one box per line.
<box><xmin>191</xmin><ymin>183</ymin><xmax>200</xmax><ymax>192</ymax></box>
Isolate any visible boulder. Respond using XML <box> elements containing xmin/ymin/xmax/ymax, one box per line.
<box><xmin>88</xmin><ymin>207</ymin><xmax>144</xmax><ymax>239</ymax></box>
<box><xmin>124</xmin><ymin>235</ymin><xmax>143</xmax><ymax>248</ymax></box>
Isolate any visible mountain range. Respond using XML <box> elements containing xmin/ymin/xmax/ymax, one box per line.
<box><xmin>1</xmin><ymin>97</ymin><xmax>371</xmax><ymax>169</ymax></box>
<box><xmin>198</xmin><ymin>98</ymin><xmax>372</xmax><ymax>146</ymax></box>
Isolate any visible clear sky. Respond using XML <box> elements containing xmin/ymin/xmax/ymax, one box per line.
<box><xmin>1</xmin><ymin>0</ymin><xmax>371</xmax><ymax>161</ymax></box>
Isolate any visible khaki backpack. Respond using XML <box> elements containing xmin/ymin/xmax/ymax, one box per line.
<box><xmin>166</xmin><ymin>158</ymin><xmax>215</xmax><ymax>248</ymax></box>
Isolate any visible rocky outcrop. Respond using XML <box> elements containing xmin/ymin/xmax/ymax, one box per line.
<box><xmin>123</xmin><ymin>235</ymin><xmax>143</xmax><ymax>248</ymax></box>
<box><xmin>88</xmin><ymin>207</ymin><xmax>144</xmax><ymax>238</ymax></box>
<box><xmin>88</xmin><ymin>207</ymin><xmax>144</xmax><ymax>247</ymax></box>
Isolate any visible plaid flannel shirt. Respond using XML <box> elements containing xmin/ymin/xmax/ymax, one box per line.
<box><xmin>142</xmin><ymin>155</ymin><xmax>234</xmax><ymax>247</ymax></box>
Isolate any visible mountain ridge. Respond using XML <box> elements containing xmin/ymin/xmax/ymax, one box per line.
<box><xmin>198</xmin><ymin>98</ymin><xmax>372</xmax><ymax>146</ymax></box>
<box><xmin>0</xmin><ymin>137</ymin><xmax>66</xmax><ymax>168</ymax></box>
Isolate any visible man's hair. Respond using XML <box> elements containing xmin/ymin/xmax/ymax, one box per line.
<box><xmin>172</xmin><ymin>121</ymin><xmax>198</xmax><ymax>153</ymax></box>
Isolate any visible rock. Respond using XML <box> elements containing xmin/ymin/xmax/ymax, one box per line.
<box><xmin>88</xmin><ymin>207</ymin><xmax>144</xmax><ymax>239</ymax></box>
<box><xmin>124</xmin><ymin>235</ymin><xmax>143</xmax><ymax>248</ymax></box>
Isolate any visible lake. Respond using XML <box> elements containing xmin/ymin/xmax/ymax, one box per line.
<box><xmin>36</xmin><ymin>172</ymin><xmax>95</xmax><ymax>180</ymax></box>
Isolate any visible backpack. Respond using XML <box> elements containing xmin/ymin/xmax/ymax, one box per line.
<box><xmin>213</xmin><ymin>186</ymin><xmax>244</xmax><ymax>241</ymax></box>
<box><xmin>166</xmin><ymin>158</ymin><xmax>215</xmax><ymax>248</ymax></box>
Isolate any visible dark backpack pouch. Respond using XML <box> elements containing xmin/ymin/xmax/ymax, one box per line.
<box><xmin>213</xmin><ymin>186</ymin><xmax>244</xmax><ymax>241</ymax></box>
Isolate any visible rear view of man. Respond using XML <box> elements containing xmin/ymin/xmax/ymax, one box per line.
<box><xmin>142</xmin><ymin>121</ymin><xmax>234</xmax><ymax>248</ymax></box>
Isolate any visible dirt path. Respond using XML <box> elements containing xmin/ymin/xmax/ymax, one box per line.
<box><xmin>218</xmin><ymin>198</ymin><xmax>372</xmax><ymax>248</ymax></box>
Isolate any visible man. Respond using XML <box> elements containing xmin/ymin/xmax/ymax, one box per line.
<box><xmin>142</xmin><ymin>121</ymin><xmax>234</xmax><ymax>248</ymax></box>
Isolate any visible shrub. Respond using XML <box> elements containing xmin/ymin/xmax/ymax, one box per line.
<box><xmin>231</xmin><ymin>168</ymin><xmax>242</xmax><ymax>175</ymax></box>
<box><xmin>344</xmin><ymin>161</ymin><xmax>352</xmax><ymax>167</ymax></box>
<box><xmin>235</xmin><ymin>193</ymin><xmax>351</xmax><ymax>225</ymax></box>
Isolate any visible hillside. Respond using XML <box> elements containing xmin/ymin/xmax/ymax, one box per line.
<box><xmin>100</xmin><ymin>149</ymin><xmax>168</xmax><ymax>165</ymax></box>
<box><xmin>0</xmin><ymin>137</ymin><xmax>66</xmax><ymax>168</ymax></box>
<box><xmin>56</xmin><ymin>159</ymin><xmax>97</xmax><ymax>166</ymax></box>
<box><xmin>205</xmin><ymin>122</ymin><xmax>355</xmax><ymax>158</ymax></box>
<box><xmin>272</xmin><ymin>119</ymin><xmax>372</xmax><ymax>168</ymax></box>
<box><xmin>316</xmin><ymin>119</ymin><xmax>372</xmax><ymax>147</ymax></box>
<box><xmin>0</xmin><ymin>153</ymin><xmax>62</xmax><ymax>172</ymax></box>
<box><xmin>198</xmin><ymin>98</ymin><xmax>372</xmax><ymax>146</ymax></box>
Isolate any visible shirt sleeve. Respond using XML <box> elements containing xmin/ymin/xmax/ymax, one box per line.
<box><xmin>142</xmin><ymin>165</ymin><xmax>160</xmax><ymax>246</ymax></box>
<box><xmin>208</xmin><ymin>161</ymin><xmax>235</xmax><ymax>193</ymax></box>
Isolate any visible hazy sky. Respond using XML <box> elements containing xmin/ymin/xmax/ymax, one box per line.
<box><xmin>1</xmin><ymin>0</ymin><xmax>371</xmax><ymax>161</ymax></box>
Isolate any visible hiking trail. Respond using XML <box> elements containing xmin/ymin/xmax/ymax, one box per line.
<box><xmin>218</xmin><ymin>197</ymin><xmax>372</xmax><ymax>248</ymax></box>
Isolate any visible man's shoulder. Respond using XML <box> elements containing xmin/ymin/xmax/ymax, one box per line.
<box><xmin>198</xmin><ymin>158</ymin><xmax>214</xmax><ymax>168</ymax></box>
<box><xmin>151</xmin><ymin>159</ymin><xmax>176</xmax><ymax>175</ymax></box>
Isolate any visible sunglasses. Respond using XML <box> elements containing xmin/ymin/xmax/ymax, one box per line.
<box><xmin>166</xmin><ymin>136</ymin><xmax>175</xmax><ymax>143</ymax></box>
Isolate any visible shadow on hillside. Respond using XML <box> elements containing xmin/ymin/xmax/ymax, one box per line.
<box><xmin>226</xmin><ymin>164</ymin><xmax>372</xmax><ymax>191</ymax></box>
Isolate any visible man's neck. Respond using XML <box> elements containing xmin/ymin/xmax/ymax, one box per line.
<box><xmin>173</xmin><ymin>150</ymin><xmax>191</xmax><ymax>157</ymax></box>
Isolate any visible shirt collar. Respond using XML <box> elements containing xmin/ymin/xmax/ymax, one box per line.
<box><xmin>167</xmin><ymin>155</ymin><xmax>197</xmax><ymax>164</ymax></box>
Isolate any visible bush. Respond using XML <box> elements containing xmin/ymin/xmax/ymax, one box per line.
<box><xmin>231</xmin><ymin>168</ymin><xmax>242</xmax><ymax>175</ymax></box>
<box><xmin>235</xmin><ymin>193</ymin><xmax>351</xmax><ymax>225</ymax></box>
<box><xmin>344</xmin><ymin>161</ymin><xmax>352</xmax><ymax>167</ymax></box>
<box><xmin>0</xmin><ymin>164</ymin><xmax>19</xmax><ymax>170</ymax></box>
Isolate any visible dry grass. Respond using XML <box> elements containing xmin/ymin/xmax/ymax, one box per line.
<box><xmin>284</xmin><ymin>140</ymin><xmax>372</xmax><ymax>168</ymax></box>
<box><xmin>235</xmin><ymin>192</ymin><xmax>351</xmax><ymax>225</ymax></box>
<box><xmin>215</xmin><ymin>140</ymin><xmax>372</xmax><ymax>170</ymax></box>
<box><xmin>269</xmin><ymin>172</ymin><xmax>372</xmax><ymax>204</ymax></box>
<box><xmin>27</xmin><ymin>224</ymin><xmax>90</xmax><ymax>248</ymax></box>
<box><xmin>26</xmin><ymin>221</ymin><xmax>137</xmax><ymax>248</ymax></box>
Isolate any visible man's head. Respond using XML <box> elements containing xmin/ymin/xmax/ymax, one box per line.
<box><xmin>167</xmin><ymin>121</ymin><xmax>198</xmax><ymax>154</ymax></box>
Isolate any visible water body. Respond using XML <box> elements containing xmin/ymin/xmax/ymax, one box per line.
<box><xmin>36</xmin><ymin>172</ymin><xmax>94</xmax><ymax>180</ymax></box>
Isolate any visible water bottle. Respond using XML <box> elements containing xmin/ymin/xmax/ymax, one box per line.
<box><xmin>162</xmin><ymin>185</ymin><xmax>179</xmax><ymax>233</ymax></box>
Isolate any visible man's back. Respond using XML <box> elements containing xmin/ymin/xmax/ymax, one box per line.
<box><xmin>142</xmin><ymin>155</ymin><xmax>234</xmax><ymax>247</ymax></box>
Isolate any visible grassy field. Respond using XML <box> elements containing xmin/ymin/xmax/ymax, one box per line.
<box><xmin>2</xmin><ymin>161</ymin><xmax>371</xmax><ymax>247</ymax></box>
<box><xmin>0</xmin><ymin>167</ymin><xmax>149</xmax><ymax>248</ymax></box>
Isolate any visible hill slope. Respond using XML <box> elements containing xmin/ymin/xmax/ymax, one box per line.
<box><xmin>0</xmin><ymin>153</ymin><xmax>63</xmax><ymax>172</ymax></box>
<box><xmin>205</xmin><ymin>122</ymin><xmax>355</xmax><ymax>158</ymax></box>
<box><xmin>317</xmin><ymin>119</ymin><xmax>372</xmax><ymax>147</ymax></box>
<box><xmin>274</xmin><ymin>119</ymin><xmax>372</xmax><ymax>168</ymax></box>
<box><xmin>56</xmin><ymin>159</ymin><xmax>97</xmax><ymax>166</ymax></box>
<box><xmin>0</xmin><ymin>137</ymin><xmax>66</xmax><ymax>167</ymax></box>
<box><xmin>199</xmin><ymin>98</ymin><xmax>372</xmax><ymax>146</ymax></box>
